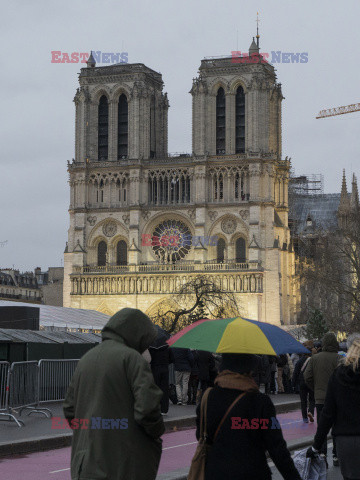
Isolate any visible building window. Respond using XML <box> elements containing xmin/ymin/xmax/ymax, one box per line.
<box><xmin>216</xmin><ymin>87</ymin><xmax>226</xmax><ymax>154</ymax></box>
<box><xmin>152</xmin><ymin>219</ymin><xmax>192</xmax><ymax>263</ymax></box>
<box><xmin>118</xmin><ymin>94</ymin><xmax>128</xmax><ymax>159</ymax></box>
<box><xmin>235</xmin><ymin>238</ymin><xmax>246</xmax><ymax>263</ymax></box>
<box><xmin>98</xmin><ymin>95</ymin><xmax>109</xmax><ymax>160</ymax></box>
<box><xmin>98</xmin><ymin>241</ymin><xmax>107</xmax><ymax>266</ymax></box>
<box><xmin>235</xmin><ymin>86</ymin><xmax>245</xmax><ymax>153</ymax></box>
<box><xmin>219</xmin><ymin>173</ymin><xmax>224</xmax><ymax>200</ymax></box>
<box><xmin>148</xmin><ymin>171</ymin><xmax>191</xmax><ymax>205</ymax></box>
<box><xmin>150</xmin><ymin>96</ymin><xmax>156</xmax><ymax>159</ymax></box>
<box><xmin>217</xmin><ymin>238</ymin><xmax>226</xmax><ymax>263</ymax></box>
<box><xmin>116</xmin><ymin>240</ymin><xmax>127</xmax><ymax>265</ymax></box>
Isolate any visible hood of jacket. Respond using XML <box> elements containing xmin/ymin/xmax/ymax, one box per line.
<box><xmin>101</xmin><ymin>308</ymin><xmax>157</xmax><ymax>353</ymax></box>
<box><xmin>335</xmin><ymin>364</ymin><xmax>360</xmax><ymax>391</ymax></box>
<box><xmin>322</xmin><ymin>332</ymin><xmax>339</xmax><ymax>353</ymax></box>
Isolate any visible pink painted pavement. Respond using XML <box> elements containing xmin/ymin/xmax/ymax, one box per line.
<box><xmin>0</xmin><ymin>409</ymin><xmax>317</xmax><ymax>479</ymax></box>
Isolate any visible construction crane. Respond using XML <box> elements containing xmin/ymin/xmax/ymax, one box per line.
<box><xmin>316</xmin><ymin>103</ymin><xmax>360</xmax><ymax>119</ymax></box>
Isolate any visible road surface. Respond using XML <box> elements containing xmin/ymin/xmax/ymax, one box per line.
<box><xmin>0</xmin><ymin>410</ymin><xmax>343</xmax><ymax>479</ymax></box>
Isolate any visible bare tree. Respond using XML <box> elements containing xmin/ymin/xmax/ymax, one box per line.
<box><xmin>299</xmin><ymin>213</ymin><xmax>360</xmax><ymax>333</ymax></box>
<box><xmin>150</xmin><ymin>275</ymin><xmax>240</xmax><ymax>334</ymax></box>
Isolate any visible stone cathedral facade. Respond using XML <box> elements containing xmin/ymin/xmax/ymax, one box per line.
<box><xmin>63</xmin><ymin>40</ymin><xmax>297</xmax><ymax>325</ymax></box>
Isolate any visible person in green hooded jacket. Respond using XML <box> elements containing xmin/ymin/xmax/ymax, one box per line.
<box><xmin>303</xmin><ymin>331</ymin><xmax>341</xmax><ymax>463</ymax></box>
<box><xmin>63</xmin><ymin>308</ymin><xmax>165</xmax><ymax>480</ymax></box>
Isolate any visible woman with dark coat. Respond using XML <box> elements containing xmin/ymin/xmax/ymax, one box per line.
<box><xmin>195</xmin><ymin>353</ymin><xmax>301</xmax><ymax>480</ymax></box>
<box><xmin>307</xmin><ymin>334</ymin><xmax>360</xmax><ymax>479</ymax></box>
<box><xmin>292</xmin><ymin>349</ymin><xmax>315</xmax><ymax>423</ymax></box>
<box><xmin>149</xmin><ymin>343</ymin><xmax>174</xmax><ymax>415</ymax></box>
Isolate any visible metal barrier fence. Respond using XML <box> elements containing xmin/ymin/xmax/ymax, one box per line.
<box><xmin>38</xmin><ymin>359</ymin><xmax>78</xmax><ymax>403</ymax></box>
<box><xmin>0</xmin><ymin>361</ymin><xmax>23</xmax><ymax>427</ymax></box>
<box><xmin>9</xmin><ymin>361</ymin><xmax>51</xmax><ymax>418</ymax></box>
<box><xmin>0</xmin><ymin>361</ymin><xmax>9</xmax><ymax>411</ymax></box>
<box><xmin>0</xmin><ymin>359</ymin><xmax>80</xmax><ymax>427</ymax></box>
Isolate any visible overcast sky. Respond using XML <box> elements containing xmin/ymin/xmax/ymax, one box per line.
<box><xmin>1</xmin><ymin>0</ymin><xmax>359</xmax><ymax>272</ymax></box>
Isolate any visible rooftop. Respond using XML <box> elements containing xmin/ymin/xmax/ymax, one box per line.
<box><xmin>0</xmin><ymin>301</ymin><xmax>110</xmax><ymax>331</ymax></box>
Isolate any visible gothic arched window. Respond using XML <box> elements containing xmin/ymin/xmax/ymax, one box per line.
<box><xmin>235</xmin><ymin>238</ymin><xmax>246</xmax><ymax>263</ymax></box>
<box><xmin>219</xmin><ymin>173</ymin><xmax>224</xmax><ymax>200</ymax></box>
<box><xmin>98</xmin><ymin>95</ymin><xmax>109</xmax><ymax>160</ymax></box>
<box><xmin>118</xmin><ymin>94</ymin><xmax>128</xmax><ymax>159</ymax></box>
<box><xmin>236</xmin><ymin>86</ymin><xmax>245</xmax><ymax>153</ymax></box>
<box><xmin>216</xmin><ymin>87</ymin><xmax>226</xmax><ymax>155</ymax></box>
<box><xmin>98</xmin><ymin>241</ymin><xmax>107</xmax><ymax>266</ymax></box>
<box><xmin>217</xmin><ymin>238</ymin><xmax>226</xmax><ymax>263</ymax></box>
<box><xmin>116</xmin><ymin>240</ymin><xmax>127</xmax><ymax>265</ymax></box>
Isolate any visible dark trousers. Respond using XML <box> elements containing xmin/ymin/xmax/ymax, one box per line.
<box><xmin>316</xmin><ymin>403</ymin><xmax>337</xmax><ymax>457</ymax></box>
<box><xmin>299</xmin><ymin>384</ymin><xmax>315</xmax><ymax>420</ymax></box>
<box><xmin>270</xmin><ymin>371</ymin><xmax>276</xmax><ymax>393</ymax></box>
<box><xmin>152</xmin><ymin>366</ymin><xmax>169</xmax><ymax>414</ymax></box>
<box><xmin>187</xmin><ymin>374</ymin><xmax>199</xmax><ymax>404</ymax></box>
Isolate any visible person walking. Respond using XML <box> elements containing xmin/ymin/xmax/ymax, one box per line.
<box><xmin>196</xmin><ymin>350</ymin><xmax>217</xmax><ymax>403</ymax></box>
<box><xmin>149</xmin><ymin>342</ymin><xmax>174</xmax><ymax>415</ymax></box>
<box><xmin>269</xmin><ymin>356</ymin><xmax>277</xmax><ymax>394</ymax></box>
<box><xmin>292</xmin><ymin>348</ymin><xmax>315</xmax><ymax>423</ymax></box>
<box><xmin>63</xmin><ymin>308</ymin><xmax>164</xmax><ymax>480</ymax></box>
<box><xmin>187</xmin><ymin>350</ymin><xmax>200</xmax><ymax>405</ymax></box>
<box><xmin>260</xmin><ymin>355</ymin><xmax>271</xmax><ymax>394</ymax></box>
<box><xmin>276</xmin><ymin>355</ymin><xmax>287</xmax><ymax>393</ymax></box>
<box><xmin>195</xmin><ymin>353</ymin><xmax>301</xmax><ymax>480</ymax></box>
<box><xmin>304</xmin><ymin>331</ymin><xmax>341</xmax><ymax>463</ymax></box>
<box><xmin>172</xmin><ymin>347</ymin><xmax>194</xmax><ymax>405</ymax></box>
<box><xmin>307</xmin><ymin>334</ymin><xmax>360</xmax><ymax>479</ymax></box>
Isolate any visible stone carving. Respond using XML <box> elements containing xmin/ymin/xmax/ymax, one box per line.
<box><xmin>221</xmin><ymin>218</ymin><xmax>237</xmax><ymax>234</ymax></box>
<box><xmin>87</xmin><ymin>215</ymin><xmax>97</xmax><ymax>226</ymax></box>
<box><xmin>208</xmin><ymin>211</ymin><xmax>218</xmax><ymax>221</ymax></box>
<box><xmin>142</xmin><ymin>211</ymin><xmax>151</xmax><ymax>220</ymax></box>
<box><xmin>239</xmin><ymin>210</ymin><xmax>249</xmax><ymax>220</ymax></box>
<box><xmin>188</xmin><ymin>209</ymin><xmax>196</xmax><ymax>220</ymax></box>
<box><xmin>102</xmin><ymin>221</ymin><xmax>117</xmax><ymax>237</ymax></box>
<box><xmin>122</xmin><ymin>214</ymin><xmax>130</xmax><ymax>226</ymax></box>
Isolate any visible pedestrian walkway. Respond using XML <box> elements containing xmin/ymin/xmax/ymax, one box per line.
<box><xmin>0</xmin><ymin>393</ymin><xmax>300</xmax><ymax>455</ymax></box>
<box><xmin>0</xmin><ymin>410</ymin><xmax>335</xmax><ymax>480</ymax></box>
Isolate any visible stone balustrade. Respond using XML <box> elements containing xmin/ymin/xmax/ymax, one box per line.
<box><xmin>73</xmin><ymin>261</ymin><xmax>260</xmax><ymax>275</ymax></box>
<box><xmin>70</xmin><ymin>269</ymin><xmax>263</xmax><ymax>296</ymax></box>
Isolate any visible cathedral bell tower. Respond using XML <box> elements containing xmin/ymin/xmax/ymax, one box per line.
<box><xmin>190</xmin><ymin>39</ymin><xmax>283</xmax><ymax>157</ymax></box>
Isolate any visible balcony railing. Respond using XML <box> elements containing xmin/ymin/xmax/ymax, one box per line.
<box><xmin>72</xmin><ymin>261</ymin><xmax>261</xmax><ymax>275</ymax></box>
<box><xmin>70</xmin><ymin>268</ymin><xmax>263</xmax><ymax>295</ymax></box>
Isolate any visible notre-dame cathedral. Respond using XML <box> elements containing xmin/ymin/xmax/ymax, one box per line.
<box><xmin>63</xmin><ymin>37</ymin><xmax>297</xmax><ymax>326</ymax></box>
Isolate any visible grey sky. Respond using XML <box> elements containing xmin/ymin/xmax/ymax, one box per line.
<box><xmin>1</xmin><ymin>0</ymin><xmax>359</xmax><ymax>271</ymax></box>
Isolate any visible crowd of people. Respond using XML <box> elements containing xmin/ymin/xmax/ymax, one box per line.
<box><xmin>63</xmin><ymin>308</ymin><xmax>360</xmax><ymax>480</ymax></box>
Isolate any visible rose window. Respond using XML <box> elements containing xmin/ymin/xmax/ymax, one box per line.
<box><xmin>152</xmin><ymin>220</ymin><xmax>192</xmax><ymax>262</ymax></box>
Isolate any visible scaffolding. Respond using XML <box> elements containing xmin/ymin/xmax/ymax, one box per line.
<box><xmin>289</xmin><ymin>174</ymin><xmax>324</xmax><ymax>195</ymax></box>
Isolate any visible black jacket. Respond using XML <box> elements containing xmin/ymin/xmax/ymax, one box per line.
<box><xmin>172</xmin><ymin>347</ymin><xmax>194</xmax><ymax>372</ymax></box>
<box><xmin>196</xmin><ymin>386</ymin><xmax>301</xmax><ymax>480</ymax></box>
<box><xmin>277</xmin><ymin>354</ymin><xmax>288</xmax><ymax>368</ymax></box>
<box><xmin>197</xmin><ymin>350</ymin><xmax>216</xmax><ymax>381</ymax></box>
<box><xmin>260</xmin><ymin>355</ymin><xmax>271</xmax><ymax>384</ymax></box>
<box><xmin>313</xmin><ymin>364</ymin><xmax>360</xmax><ymax>450</ymax></box>
<box><xmin>149</xmin><ymin>344</ymin><xmax>174</xmax><ymax>368</ymax></box>
<box><xmin>292</xmin><ymin>355</ymin><xmax>310</xmax><ymax>388</ymax></box>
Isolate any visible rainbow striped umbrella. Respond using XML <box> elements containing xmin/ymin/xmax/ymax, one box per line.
<box><xmin>167</xmin><ymin>317</ymin><xmax>309</xmax><ymax>355</ymax></box>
